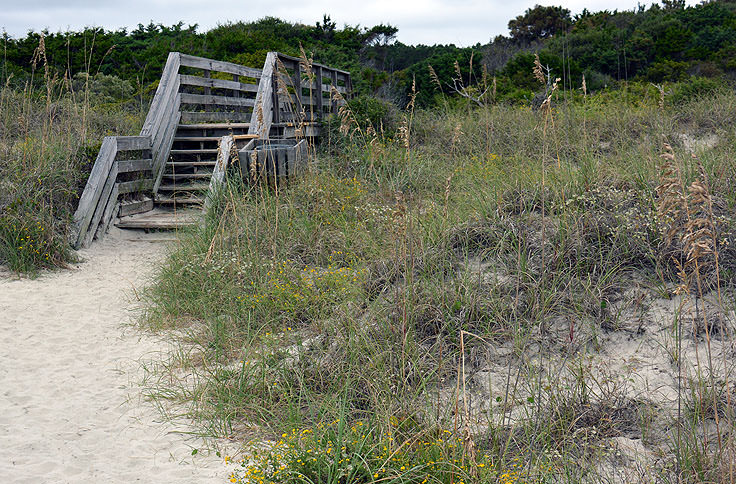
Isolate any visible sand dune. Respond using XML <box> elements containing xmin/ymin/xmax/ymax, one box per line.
<box><xmin>0</xmin><ymin>229</ymin><xmax>234</xmax><ymax>483</ymax></box>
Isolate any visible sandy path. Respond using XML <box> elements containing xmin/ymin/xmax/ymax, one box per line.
<box><xmin>0</xmin><ymin>229</ymin><xmax>233</xmax><ymax>483</ymax></box>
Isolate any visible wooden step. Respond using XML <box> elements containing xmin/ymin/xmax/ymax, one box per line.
<box><xmin>178</xmin><ymin>123</ymin><xmax>250</xmax><ymax>129</ymax></box>
<box><xmin>173</xmin><ymin>136</ymin><xmax>223</xmax><ymax>142</ymax></box>
<box><xmin>156</xmin><ymin>196</ymin><xmax>204</xmax><ymax>205</ymax></box>
<box><xmin>170</xmin><ymin>149</ymin><xmax>219</xmax><ymax>155</ymax></box>
<box><xmin>162</xmin><ymin>173</ymin><xmax>213</xmax><ymax>180</ymax></box>
<box><xmin>167</xmin><ymin>161</ymin><xmax>217</xmax><ymax>167</ymax></box>
<box><xmin>116</xmin><ymin>207</ymin><xmax>200</xmax><ymax>230</ymax></box>
<box><xmin>158</xmin><ymin>182</ymin><xmax>211</xmax><ymax>191</ymax></box>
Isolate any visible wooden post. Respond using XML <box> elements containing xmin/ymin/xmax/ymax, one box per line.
<box><xmin>293</xmin><ymin>62</ymin><xmax>302</xmax><ymax>115</ymax></box>
<box><xmin>205</xmin><ymin>135</ymin><xmax>232</xmax><ymax>210</ymax></box>
<box><xmin>315</xmin><ymin>66</ymin><xmax>323</xmax><ymax>121</ymax></box>
<box><xmin>272</xmin><ymin>72</ymin><xmax>280</xmax><ymax>127</ymax></box>
<box><xmin>203</xmin><ymin>69</ymin><xmax>211</xmax><ymax>96</ymax></box>
<box><xmin>330</xmin><ymin>70</ymin><xmax>338</xmax><ymax>115</ymax></box>
<box><xmin>233</xmin><ymin>74</ymin><xmax>239</xmax><ymax>98</ymax></box>
<box><xmin>249</xmin><ymin>52</ymin><xmax>277</xmax><ymax>139</ymax></box>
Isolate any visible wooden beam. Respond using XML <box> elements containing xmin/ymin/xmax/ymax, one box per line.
<box><xmin>180</xmin><ymin>111</ymin><xmax>252</xmax><ymax>123</ymax></box>
<box><xmin>179</xmin><ymin>54</ymin><xmax>262</xmax><ymax>79</ymax></box>
<box><xmin>115</xmin><ymin>136</ymin><xmax>151</xmax><ymax>151</ymax></box>
<box><xmin>140</xmin><ymin>52</ymin><xmax>180</xmax><ymax>137</ymax></box>
<box><xmin>71</xmin><ymin>136</ymin><xmax>117</xmax><ymax>249</ymax></box>
<box><xmin>205</xmin><ymin>135</ymin><xmax>233</xmax><ymax>210</ymax></box>
<box><xmin>180</xmin><ymin>93</ymin><xmax>255</xmax><ymax>108</ymax></box>
<box><xmin>118</xmin><ymin>159</ymin><xmax>153</xmax><ymax>173</ymax></box>
<box><xmin>276</xmin><ymin>52</ymin><xmax>350</xmax><ymax>75</ymax></box>
<box><xmin>96</xmin><ymin>189</ymin><xmax>119</xmax><ymax>240</ymax></box>
<box><xmin>330</xmin><ymin>70</ymin><xmax>338</xmax><ymax>114</ymax></box>
<box><xmin>119</xmin><ymin>197</ymin><xmax>154</xmax><ymax>217</ymax></box>
<box><xmin>248</xmin><ymin>52</ymin><xmax>277</xmax><ymax>139</ymax></box>
<box><xmin>202</xmin><ymin>69</ymin><xmax>211</xmax><ymax>96</ymax></box>
<box><xmin>179</xmin><ymin>74</ymin><xmax>258</xmax><ymax>93</ymax></box>
<box><xmin>152</xmin><ymin>111</ymin><xmax>181</xmax><ymax>193</ymax></box>
<box><xmin>118</xmin><ymin>178</ymin><xmax>154</xmax><ymax>195</ymax></box>
<box><xmin>82</xmin><ymin>163</ymin><xmax>118</xmax><ymax>248</ymax></box>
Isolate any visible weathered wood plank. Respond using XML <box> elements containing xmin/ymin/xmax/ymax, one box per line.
<box><xmin>119</xmin><ymin>197</ymin><xmax>154</xmax><ymax>217</ymax></box>
<box><xmin>115</xmin><ymin>209</ymin><xmax>199</xmax><ymax>229</ymax></box>
<box><xmin>205</xmin><ymin>135</ymin><xmax>233</xmax><ymax>210</ymax></box>
<box><xmin>249</xmin><ymin>52</ymin><xmax>277</xmax><ymax>139</ymax></box>
<box><xmin>314</xmin><ymin>66</ymin><xmax>323</xmax><ymax>119</ymax></box>
<box><xmin>202</xmin><ymin>69</ymin><xmax>211</xmax><ymax>96</ymax></box>
<box><xmin>117</xmin><ymin>159</ymin><xmax>153</xmax><ymax>173</ymax></box>
<box><xmin>179</xmin><ymin>54</ymin><xmax>262</xmax><ymax>79</ymax></box>
<box><xmin>276</xmin><ymin>52</ymin><xmax>350</xmax><ymax>75</ymax></box>
<box><xmin>142</xmin><ymin>75</ymin><xmax>180</xmax><ymax>161</ymax></box>
<box><xmin>233</xmin><ymin>74</ymin><xmax>240</xmax><ymax>98</ymax></box>
<box><xmin>152</xmin><ymin>110</ymin><xmax>181</xmax><ymax>193</ymax></box>
<box><xmin>82</xmin><ymin>163</ymin><xmax>118</xmax><ymax>248</ymax></box>
<box><xmin>180</xmin><ymin>93</ymin><xmax>255</xmax><ymax>108</ymax></box>
<box><xmin>115</xmin><ymin>135</ymin><xmax>151</xmax><ymax>151</ymax></box>
<box><xmin>71</xmin><ymin>136</ymin><xmax>117</xmax><ymax>249</ymax></box>
<box><xmin>179</xmin><ymin>74</ymin><xmax>259</xmax><ymax>93</ymax></box>
<box><xmin>292</xmin><ymin>139</ymin><xmax>308</xmax><ymax>175</ymax></box>
<box><xmin>180</xmin><ymin>111</ymin><xmax>252</xmax><ymax>123</ymax></box>
<box><xmin>330</xmin><ymin>70</ymin><xmax>338</xmax><ymax>114</ymax></box>
<box><xmin>118</xmin><ymin>178</ymin><xmax>154</xmax><ymax>195</ymax></box>
<box><xmin>96</xmin><ymin>189</ymin><xmax>119</xmax><ymax>240</ymax></box>
<box><xmin>150</xmin><ymin>92</ymin><xmax>180</xmax><ymax>154</ymax></box>
<box><xmin>179</xmin><ymin>122</ymin><xmax>251</xmax><ymax>129</ymax></box>
<box><xmin>140</xmin><ymin>52</ymin><xmax>180</xmax><ymax>137</ymax></box>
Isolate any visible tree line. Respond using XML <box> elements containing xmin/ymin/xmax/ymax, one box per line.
<box><xmin>2</xmin><ymin>1</ymin><xmax>735</xmax><ymax>106</ymax></box>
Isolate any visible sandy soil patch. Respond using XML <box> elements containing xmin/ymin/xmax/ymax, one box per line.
<box><xmin>0</xmin><ymin>228</ymin><xmax>235</xmax><ymax>483</ymax></box>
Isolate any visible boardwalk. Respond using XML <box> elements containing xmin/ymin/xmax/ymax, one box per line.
<box><xmin>0</xmin><ymin>230</ymin><xmax>234</xmax><ymax>483</ymax></box>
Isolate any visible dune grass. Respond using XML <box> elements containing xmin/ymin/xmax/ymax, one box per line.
<box><xmin>140</xmin><ymin>82</ymin><xmax>736</xmax><ymax>484</ymax></box>
<box><xmin>0</xmin><ymin>38</ymin><xmax>145</xmax><ymax>274</ymax></box>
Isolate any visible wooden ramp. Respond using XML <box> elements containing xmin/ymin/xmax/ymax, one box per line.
<box><xmin>71</xmin><ymin>51</ymin><xmax>351</xmax><ymax>247</ymax></box>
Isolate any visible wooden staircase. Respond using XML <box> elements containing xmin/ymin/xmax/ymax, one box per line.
<box><xmin>157</xmin><ymin>123</ymin><xmax>251</xmax><ymax>207</ymax></box>
<box><xmin>72</xmin><ymin>52</ymin><xmax>351</xmax><ymax>246</ymax></box>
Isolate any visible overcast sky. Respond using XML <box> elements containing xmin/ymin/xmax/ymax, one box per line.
<box><xmin>1</xmin><ymin>0</ymin><xmax>700</xmax><ymax>46</ymax></box>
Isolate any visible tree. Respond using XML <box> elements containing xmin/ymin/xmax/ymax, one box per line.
<box><xmin>362</xmin><ymin>24</ymin><xmax>399</xmax><ymax>70</ymax></box>
<box><xmin>315</xmin><ymin>14</ymin><xmax>336</xmax><ymax>41</ymax></box>
<box><xmin>508</xmin><ymin>5</ymin><xmax>572</xmax><ymax>44</ymax></box>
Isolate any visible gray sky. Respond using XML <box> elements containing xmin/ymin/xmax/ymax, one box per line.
<box><xmin>1</xmin><ymin>0</ymin><xmax>700</xmax><ymax>46</ymax></box>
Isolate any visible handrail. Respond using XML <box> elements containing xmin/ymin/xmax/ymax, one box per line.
<box><xmin>142</xmin><ymin>52</ymin><xmax>182</xmax><ymax>192</ymax></box>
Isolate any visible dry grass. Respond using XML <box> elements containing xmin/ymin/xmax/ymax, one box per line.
<box><xmin>137</xmin><ymin>62</ymin><xmax>736</xmax><ymax>483</ymax></box>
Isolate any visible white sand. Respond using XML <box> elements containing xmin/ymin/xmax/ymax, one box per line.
<box><xmin>0</xmin><ymin>229</ymin><xmax>234</xmax><ymax>484</ymax></box>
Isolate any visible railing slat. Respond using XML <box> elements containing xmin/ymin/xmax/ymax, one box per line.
<box><xmin>118</xmin><ymin>179</ymin><xmax>154</xmax><ymax>194</ymax></box>
<box><xmin>115</xmin><ymin>136</ymin><xmax>151</xmax><ymax>151</ymax></box>
<box><xmin>179</xmin><ymin>54</ymin><xmax>262</xmax><ymax>79</ymax></box>
<box><xmin>180</xmin><ymin>93</ymin><xmax>256</xmax><ymax>108</ymax></box>
<box><xmin>180</xmin><ymin>111</ymin><xmax>252</xmax><ymax>123</ymax></box>
<box><xmin>179</xmin><ymin>74</ymin><xmax>259</xmax><ymax>93</ymax></box>
<box><xmin>117</xmin><ymin>159</ymin><xmax>153</xmax><ymax>173</ymax></box>
<box><xmin>275</xmin><ymin>52</ymin><xmax>350</xmax><ymax>75</ymax></box>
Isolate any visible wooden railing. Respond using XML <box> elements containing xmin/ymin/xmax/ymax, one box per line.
<box><xmin>71</xmin><ymin>135</ymin><xmax>153</xmax><ymax>248</ymax></box>
<box><xmin>71</xmin><ymin>51</ymin><xmax>350</xmax><ymax>248</ymax></box>
<box><xmin>141</xmin><ymin>52</ymin><xmax>182</xmax><ymax>193</ymax></box>
<box><xmin>273</xmin><ymin>53</ymin><xmax>352</xmax><ymax>123</ymax></box>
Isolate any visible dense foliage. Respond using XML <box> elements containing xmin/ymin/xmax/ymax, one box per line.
<box><xmin>2</xmin><ymin>1</ymin><xmax>736</xmax><ymax>107</ymax></box>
